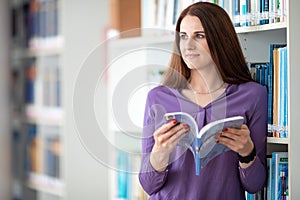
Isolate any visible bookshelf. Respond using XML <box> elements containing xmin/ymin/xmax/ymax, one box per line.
<box><xmin>287</xmin><ymin>1</ymin><xmax>300</xmax><ymax>199</ymax></box>
<box><xmin>10</xmin><ymin>0</ymin><xmax>110</xmax><ymax>199</ymax></box>
<box><xmin>10</xmin><ymin>0</ymin><xmax>64</xmax><ymax>199</ymax></box>
<box><xmin>107</xmin><ymin>0</ymin><xmax>300</xmax><ymax>199</ymax></box>
<box><xmin>0</xmin><ymin>0</ymin><xmax>12</xmax><ymax>199</ymax></box>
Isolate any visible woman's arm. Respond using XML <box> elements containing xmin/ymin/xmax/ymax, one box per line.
<box><xmin>138</xmin><ymin>91</ymin><xmax>189</xmax><ymax>195</ymax></box>
<box><xmin>216</xmin><ymin>86</ymin><xmax>268</xmax><ymax>193</ymax></box>
<box><xmin>238</xmin><ymin>86</ymin><xmax>268</xmax><ymax>193</ymax></box>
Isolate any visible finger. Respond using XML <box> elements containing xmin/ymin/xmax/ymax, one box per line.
<box><xmin>219</xmin><ymin>131</ymin><xmax>241</xmax><ymax>142</ymax></box>
<box><xmin>223</xmin><ymin>125</ymin><xmax>249</xmax><ymax>137</ymax></box>
<box><xmin>155</xmin><ymin>119</ymin><xmax>179</xmax><ymax>137</ymax></box>
<box><xmin>217</xmin><ymin>136</ymin><xmax>242</xmax><ymax>153</ymax></box>
<box><xmin>158</xmin><ymin>123</ymin><xmax>188</xmax><ymax>144</ymax></box>
<box><xmin>167</xmin><ymin>124</ymin><xmax>189</xmax><ymax>144</ymax></box>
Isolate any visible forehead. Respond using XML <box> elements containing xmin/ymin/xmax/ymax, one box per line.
<box><xmin>180</xmin><ymin>15</ymin><xmax>204</xmax><ymax>32</ymax></box>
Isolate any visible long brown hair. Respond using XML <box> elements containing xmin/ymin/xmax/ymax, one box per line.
<box><xmin>163</xmin><ymin>2</ymin><xmax>253</xmax><ymax>89</ymax></box>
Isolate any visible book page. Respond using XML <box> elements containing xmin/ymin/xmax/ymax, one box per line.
<box><xmin>199</xmin><ymin>116</ymin><xmax>244</xmax><ymax>166</ymax></box>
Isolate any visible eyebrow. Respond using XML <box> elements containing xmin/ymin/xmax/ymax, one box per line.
<box><xmin>179</xmin><ymin>31</ymin><xmax>205</xmax><ymax>34</ymax></box>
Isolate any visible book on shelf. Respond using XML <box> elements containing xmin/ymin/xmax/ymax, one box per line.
<box><xmin>164</xmin><ymin>112</ymin><xmax>244</xmax><ymax>175</ymax></box>
<box><xmin>26</xmin><ymin>124</ymin><xmax>62</xmax><ymax>182</ymax></box>
<box><xmin>115</xmin><ymin>151</ymin><xmax>148</xmax><ymax>200</ymax></box>
<box><xmin>251</xmin><ymin>44</ymin><xmax>288</xmax><ymax>138</ymax></box>
<box><xmin>141</xmin><ymin>0</ymin><xmax>225</xmax><ymax>30</ymax></box>
<box><xmin>278</xmin><ymin>46</ymin><xmax>288</xmax><ymax>138</ymax></box>
<box><xmin>24</xmin><ymin>55</ymin><xmax>61</xmax><ymax>108</ymax></box>
<box><xmin>24</xmin><ymin>59</ymin><xmax>37</xmax><ymax>105</ymax></box>
<box><xmin>26</xmin><ymin>123</ymin><xmax>42</xmax><ymax>174</ymax></box>
<box><xmin>247</xmin><ymin>152</ymin><xmax>289</xmax><ymax>200</ymax></box>
<box><xmin>268</xmin><ymin>44</ymin><xmax>285</xmax><ymax>135</ymax></box>
<box><xmin>267</xmin><ymin>156</ymin><xmax>272</xmax><ymax>200</ymax></box>
<box><xmin>248</xmin><ymin>62</ymin><xmax>269</xmax><ymax>87</ymax></box>
<box><xmin>271</xmin><ymin>152</ymin><xmax>288</xmax><ymax>200</ymax></box>
<box><xmin>41</xmin><ymin>55</ymin><xmax>61</xmax><ymax>107</ymax></box>
<box><xmin>233</xmin><ymin>0</ymin><xmax>287</xmax><ymax>27</ymax></box>
<box><xmin>44</xmin><ymin>134</ymin><xmax>61</xmax><ymax>178</ymax></box>
<box><xmin>270</xmin><ymin>44</ymin><xmax>287</xmax><ymax>138</ymax></box>
<box><xmin>245</xmin><ymin>189</ymin><xmax>265</xmax><ymax>200</ymax></box>
<box><xmin>11</xmin><ymin>0</ymin><xmax>61</xmax><ymax>50</ymax></box>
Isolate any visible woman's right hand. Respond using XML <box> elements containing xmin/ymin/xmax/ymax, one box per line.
<box><xmin>150</xmin><ymin>119</ymin><xmax>189</xmax><ymax>172</ymax></box>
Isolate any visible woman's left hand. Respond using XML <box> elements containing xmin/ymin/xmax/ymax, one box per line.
<box><xmin>215</xmin><ymin>124</ymin><xmax>254</xmax><ymax>157</ymax></box>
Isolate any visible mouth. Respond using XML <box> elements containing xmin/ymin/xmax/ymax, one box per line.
<box><xmin>185</xmin><ymin>54</ymin><xmax>199</xmax><ymax>59</ymax></box>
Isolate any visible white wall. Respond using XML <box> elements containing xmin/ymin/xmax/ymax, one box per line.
<box><xmin>61</xmin><ymin>0</ymin><xmax>110</xmax><ymax>199</ymax></box>
<box><xmin>0</xmin><ymin>0</ymin><xmax>12</xmax><ymax>199</ymax></box>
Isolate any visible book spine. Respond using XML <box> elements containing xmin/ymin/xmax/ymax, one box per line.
<box><xmin>232</xmin><ymin>0</ymin><xmax>240</xmax><ymax>27</ymax></box>
<box><xmin>279</xmin><ymin>47</ymin><xmax>288</xmax><ymax>138</ymax></box>
<box><xmin>240</xmin><ymin>0</ymin><xmax>248</xmax><ymax>27</ymax></box>
<box><xmin>195</xmin><ymin>138</ymin><xmax>201</xmax><ymax>176</ymax></box>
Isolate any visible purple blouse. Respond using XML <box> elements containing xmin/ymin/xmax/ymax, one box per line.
<box><xmin>139</xmin><ymin>82</ymin><xmax>267</xmax><ymax>200</ymax></box>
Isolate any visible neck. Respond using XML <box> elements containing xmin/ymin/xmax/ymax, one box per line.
<box><xmin>188</xmin><ymin>66</ymin><xmax>223</xmax><ymax>88</ymax></box>
<box><xmin>188</xmin><ymin>73</ymin><xmax>224</xmax><ymax>94</ymax></box>
<box><xmin>192</xmin><ymin>82</ymin><xmax>225</xmax><ymax>94</ymax></box>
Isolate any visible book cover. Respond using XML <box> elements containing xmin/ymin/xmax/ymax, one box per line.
<box><xmin>164</xmin><ymin>112</ymin><xmax>244</xmax><ymax>175</ymax></box>
<box><xmin>271</xmin><ymin>152</ymin><xmax>288</xmax><ymax>200</ymax></box>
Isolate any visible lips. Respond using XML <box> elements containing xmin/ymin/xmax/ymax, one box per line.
<box><xmin>185</xmin><ymin>53</ymin><xmax>200</xmax><ymax>59</ymax></box>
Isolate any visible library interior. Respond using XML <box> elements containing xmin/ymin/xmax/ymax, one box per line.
<box><xmin>0</xmin><ymin>0</ymin><xmax>299</xmax><ymax>199</ymax></box>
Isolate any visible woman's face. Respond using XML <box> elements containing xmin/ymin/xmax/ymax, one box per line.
<box><xmin>179</xmin><ymin>15</ymin><xmax>214</xmax><ymax>70</ymax></box>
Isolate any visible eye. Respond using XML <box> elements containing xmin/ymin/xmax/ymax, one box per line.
<box><xmin>196</xmin><ymin>33</ymin><xmax>205</xmax><ymax>39</ymax></box>
<box><xmin>179</xmin><ymin>34</ymin><xmax>188</xmax><ymax>40</ymax></box>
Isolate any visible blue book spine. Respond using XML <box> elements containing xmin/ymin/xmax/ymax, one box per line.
<box><xmin>279</xmin><ymin>47</ymin><xmax>288</xmax><ymax>138</ymax></box>
<box><xmin>264</xmin><ymin>63</ymin><xmax>269</xmax><ymax>86</ymax></box>
<box><xmin>255</xmin><ymin>64</ymin><xmax>261</xmax><ymax>83</ymax></box>
<box><xmin>117</xmin><ymin>151</ymin><xmax>128</xmax><ymax>198</ymax></box>
<box><xmin>173</xmin><ymin>0</ymin><xmax>179</xmax><ymax>25</ymax></box>
<box><xmin>268</xmin><ymin>45</ymin><xmax>274</xmax><ymax>127</ymax></box>
<box><xmin>278</xmin><ymin>161</ymin><xmax>288</xmax><ymax>199</ymax></box>
<box><xmin>218</xmin><ymin>0</ymin><xmax>225</xmax><ymax>8</ymax></box>
<box><xmin>260</xmin><ymin>0</ymin><xmax>269</xmax><ymax>24</ymax></box>
<box><xmin>233</xmin><ymin>0</ymin><xmax>240</xmax><ymax>27</ymax></box>
<box><xmin>268</xmin><ymin>44</ymin><xmax>287</xmax><ymax>131</ymax></box>
<box><xmin>240</xmin><ymin>0</ymin><xmax>248</xmax><ymax>27</ymax></box>
<box><xmin>195</xmin><ymin>138</ymin><xmax>201</xmax><ymax>176</ymax></box>
<box><xmin>283</xmin><ymin>47</ymin><xmax>288</xmax><ymax>138</ymax></box>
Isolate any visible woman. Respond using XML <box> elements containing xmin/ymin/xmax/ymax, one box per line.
<box><xmin>139</xmin><ymin>2</ymin><xmax>267</xmax><ymax>199</ymax></box>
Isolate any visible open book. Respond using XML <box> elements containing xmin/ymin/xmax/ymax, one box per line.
<box><xmin>164</xmin><ymin>112</ymin><xmax>244</xmax><ymax>175</ymax></box>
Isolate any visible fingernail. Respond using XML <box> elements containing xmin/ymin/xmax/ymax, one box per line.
<box><xmin>183</xmin><ymin>124</ymin><xmax>189</xmax><ymax>131</ymax></box>
<box><xmin>173</xmin><ymin>119</ymin><xmax>178</xmax><ymax>124</ymax></box>
<box><xmin>223</xmin><ymin>128</ymin><xmax>228</xmax><ymax>132</ymax></box>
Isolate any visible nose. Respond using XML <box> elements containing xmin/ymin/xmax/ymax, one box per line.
<box><xmin>183</xmin><ymin>38</ymin><xmax>196</xmax><ymax>50</ymax></box>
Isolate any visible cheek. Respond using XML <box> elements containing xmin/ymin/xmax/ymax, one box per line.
<box><xmin>179</xmin><ymin>41</ymin><xmax>185</xmax><ymax>52</ymax></box>
<box><xmin>202</xmin><ymin>42</ymin><xmax>211</xmax><ymax>55</ymax></box>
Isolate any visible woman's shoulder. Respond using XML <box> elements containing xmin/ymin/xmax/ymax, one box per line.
<box><xmin>230</xmin><ymin>81</ymin><xmax>267</xmax><ymax>95</ymax></box>
<box><xmin>147</xmin><ymin>85</ymin><xmax>178</xmax><ymax>98</ymax></box>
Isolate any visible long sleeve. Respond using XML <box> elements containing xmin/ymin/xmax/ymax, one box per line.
<box><xmin>238</xmin><ymin>85</ymin><xmax>268</xmax><ymax>193</ymax></box>
<box><xmin>138</xmin><ymin>90</ymin><xmax>168</xmax><ymax>195</ymax></box>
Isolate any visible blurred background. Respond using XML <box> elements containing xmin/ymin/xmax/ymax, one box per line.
<box><xmin>0</xmin><ymin>0</ymin><xmax>174</xmax><ymax>199</ymax></box>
